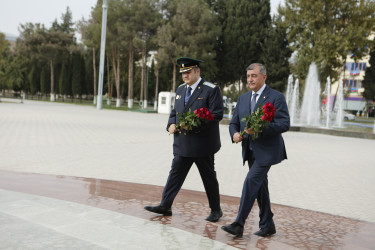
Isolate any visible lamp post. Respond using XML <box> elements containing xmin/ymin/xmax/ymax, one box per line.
<box><xmin>97</xmin><ymin>0</ymin><xmax>108</xmax><ymax>110</ymax></box>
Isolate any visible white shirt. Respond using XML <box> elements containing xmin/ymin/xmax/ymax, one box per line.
<box><xmin>187</xmin><ymin>77</ymin><xmax>202</xmax><ymax>95</ymax></box>
<box><xmin>252</xmin><ymin>84</ymin><xmax>266</xmax><ymax>103</ymax></box>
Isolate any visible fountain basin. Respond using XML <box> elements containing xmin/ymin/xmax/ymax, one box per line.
<box><xmin>290</xmin><ymin>126</ymin><xmax>375</xmax><ymax>140</ymax></box>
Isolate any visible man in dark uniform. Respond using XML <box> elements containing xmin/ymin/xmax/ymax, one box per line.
<box><xmin>144</xmin><ymin>57</ymin><xmax>224</xmax><ymax>222</ymax></box>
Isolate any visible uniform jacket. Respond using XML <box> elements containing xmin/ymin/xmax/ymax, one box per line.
<box><xmin>168</xmin><ymin>78</ymin><xmax>224</xmax><ymax>157</ymax></box>
<box><xmin>229</xmin><ymin>86</ymin><xmax>290</xmax><ymax>166</ymax></box>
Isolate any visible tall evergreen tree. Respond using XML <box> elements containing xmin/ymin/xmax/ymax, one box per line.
<box><xmin>261</xmin><ymin>15</ymin><xmax>292</xmax><ymax>92</ymax></box>
<box><xmin>40</xmin><ymin>65</ymin><xmax>50</xmax><ymax>95</ymax></box>
<box><xmin>52</xmin><ymin>7</ymin><xmax>75</xmax><ymax>34</ymax></box>
<box><xmin>83</xmin><ymin>49</ymin><xmax>94</xmax><ymax>96</ymax></box>
<box><xmin>362</xmin><ymin>43</ymin><xmax>375</xmax><ymax>102</ymax></box>
<box><xmin>214</xmin><ymin>0</ymin><xmax>271</xmax><ymax>91</ymax></box>
<box><xmin>72</xmin><ymin>52</ymin><xmax>85</xmax><ymax>97</ymax></box>
<box><xmin>28</xmin><ymin>64</ymin><xmax>40</xmax><ymax>95</ymax></box>
<box><xmin>0</xmin><ymin>33</ymin><xmax>10</xmax><ymax>91</ymax></box>
<box><xmin>58</xmin><ymin>61</ymin><xmax>71</xmax><ymax>98</ymax></box>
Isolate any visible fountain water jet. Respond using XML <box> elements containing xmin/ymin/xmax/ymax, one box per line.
<box><xmin>324</xmin><ymin>77</ymin><xmax>331</xmax><ymax>128</ymax></box>
<box><xmin>290</xmin><ymin>79</ymin><xmax>299</xmax><ymax>125</ymax></box>
<box><xmin>333</xmin><ymin>78</ymin><xmax>344</xmax><ymax>128</ymax></box>
<box><xmin>286</xmin><ymin>75</ymin><xmax>294</xmax><ymax>108</ymax></box>
<box><xmin>300</xmin><ymin>63</ymin><xmax>321</xmax><ymax>126</ymax></box>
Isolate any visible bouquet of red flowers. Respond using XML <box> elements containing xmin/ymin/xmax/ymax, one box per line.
<box><xmin>240</xmin><ymin>102</ymin><xmax>276</xmax><ymax>140</ymax></box>
<box><xmin>176</xmin><ymin>107</ymin><xmax>214</xmax><ymax>135</ymax></box>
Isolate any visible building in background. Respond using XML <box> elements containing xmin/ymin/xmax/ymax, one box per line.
<box><xmin>331</xmin><ymin>34</ymin><xmax>374</xmax><ymax>116</ymax></box>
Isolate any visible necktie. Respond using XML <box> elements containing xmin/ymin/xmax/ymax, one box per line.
<box><xmin>185</xmin><ymin>87</ymin><xmax>192</xmax><ymax>104</ymax></box>
<box><xmin>249</xmin><ymin>93</ymin><xmax>258</xmax><ymax>151</ymax></box>
<box><xmin>251</xmin><ymin>93</ymin><xmax>258</xmax><ymax>112</ymax></box>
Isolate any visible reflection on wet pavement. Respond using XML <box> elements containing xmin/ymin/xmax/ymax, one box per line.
<box><xmin>0</xmin><ymin>170</ymin><xmax>374</xmax><ymax>249</ymax></box>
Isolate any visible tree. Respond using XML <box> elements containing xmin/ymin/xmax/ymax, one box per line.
<box><xmin>40</xmin><ymin>29</ymin><xmax>73</xmax><ymax>101</ymax></box>
<box><xmin>214</xmin><ymin>0</ymin><xmax>271</xmax><ymax>92</ymax></box>
<box><xmin>362</xmin><ymin>42</ymin><xmax>375</xmax><ymax>102</ymax></box>
<box><xmin>52</xmin><ymin>7</ymin><xmax>75</xmax><ymax>34</ymax></box>
<box><xmin>115</xmin><ymin>0</ymin><xmax>138</xmax><ymax>108</ymax></box>
<box><xmin>40</xmin><ymin>64</ymin><xmax>50</xmax><ymax>95</ymax></box>
<box><xmin>261</xmin><ymin>15</ymin><xmax>292</xmax><ymax>92</ymax></box>
<box><xmin>279</xmin><ymin>0</ymin><xmax>375</xmax><ymax>84</ymax></box>
<box><xmin>72</xmin><ymin>52</ymin><xmax>85</xmax><ymax>97</ymax></box>
<box><xmin>157</xmin><ymin>0</ymin><xmax>220</xmax><ymax>92</ymax></box>
<box><xmin>18</xmin><ymin>12</ymin><xmax>74</xmax><ymax>101</ymax></box>
<box><xmin>131</xmin><ymin>0</ymin><xmax>161</xmax><ymax>108</ymax></box>
<box><xmin>102</xmin><ymin>0</ymin><xmax>124</xmax><ymax>107</ymax></box>
<box><xmin>3</xmin><ymin>55</ymin><xmax>26</xmax><ymax>92</ymax></box>
<box><xmin>58</xmin><ymin>60</ymin><xmax>71</xmax><ymax>99</ymax></box>
<box><xmin>78</xmin><ymin>6</ymin><xmax>101</xmax><ymax>103</ymax></box>
<box><xmin>0</xmin><ymin>32</ymin><xmax>10</xmax><ymax>91</ymax></box>
<box><xmin>28</xmin><ymin>64</ymin><xmax>40</xmax><ymax>95</ymax></box>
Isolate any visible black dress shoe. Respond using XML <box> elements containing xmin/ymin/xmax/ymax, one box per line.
<box><xmin>144</xmin><ymin>205</ymin><xmax>172</xmax><ymax>216</ymax></box>
<box><xmin>205</xmin><ymin>209</ymin><xmax>223</xmax><ymax>222</ymax></box>
<box><xmin>221</xmin><ymin>222</ymin><xmax>244</xmax><ymax>237</ymax></box>
<box><xmin>254</xmin><ymin>225</ymin><xmax>276</xmax><ymax>237</ymax></box>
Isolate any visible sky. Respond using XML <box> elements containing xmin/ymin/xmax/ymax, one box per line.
<box><xmin>0</xmin><ymin>0</ymin><xmax>284</xmax><ymax>38</ymax></box>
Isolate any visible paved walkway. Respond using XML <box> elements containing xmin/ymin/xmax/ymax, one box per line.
<box><xmin>1</xmin><ymin>99</ymin><xmax>375</xmax><ymax>249</ymax></box>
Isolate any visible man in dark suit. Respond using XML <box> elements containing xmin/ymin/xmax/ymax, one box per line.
<box><xmin>144</xmin><ymin>57</ymin><xmax>224</xmax><ymax>222</ymax></box>
<box><xmin>221</xmin><ymin>63</ymin><xmax>290</xmax><ymax>237</ymax></box>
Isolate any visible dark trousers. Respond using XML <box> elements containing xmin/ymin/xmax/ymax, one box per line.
<box><xmin>235</xmin><ymin>151</ymin><xmax>274</xmax><ymax>228</ymax></box>
<box><xmin>160</xmin><ymin>154</ymin><xmax>221</xmax><ymax>211</ymax></box>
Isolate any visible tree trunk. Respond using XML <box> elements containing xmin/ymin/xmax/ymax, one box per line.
<box><xmin>240</xmin><ymin>77</ymin><xmax>244</xmax><ymax>94</ymax></box>
<box><xmin>112</xmin><ymin>48</ymin><xmax>121</xmax><ymax>108</ymax></box>
<box><xmin>93</xmin><ymin>47</ymin><xmax>97</xmax><ymax>104</ymax></box>
<box><xmin>107</xmin><ymin>53</ymin><xmax>112</xmax><ymax>105</ymax></box>
<box><xmin>128</xmin><ymin>45</ymin><xmax>134</xmax><ymax>109</ymax></box>
<box><xmin>50</xmin><ymin>58</ymin><xmax>55</xmax><ymax>101</ymax></box>
<box><xmin>141</xmin><ymin>43</ymin><xmax>147</xmax><ymax>108</ymax></box>
<box><xmin>241</xmin><ymin>76</ymin><xmax>247</xmax><ymax>94</ymax></box>
<box><xmin>116</xmin><ymin>52</ymin><xmax>120</xmax><ymax>107</ymax></box>
<box><xmin>154</xmin><ymin>69</ymin><xmax>159</xmax><ymax>110</ymax></box>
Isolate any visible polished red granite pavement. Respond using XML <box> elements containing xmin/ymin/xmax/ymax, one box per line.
<box><xmin>0</xmin><ymin>170</ymin><xmax>374</xmax><ymax>249</ymax></box>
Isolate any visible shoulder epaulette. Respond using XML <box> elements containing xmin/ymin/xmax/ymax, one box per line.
<box><xmin>178</xmin><ymin>83</ymin><xmax>186</xmax><ymax>88</ymax></box>
<box><xmin>203</xmin><ymin>82</ymin><xmax>216</xmax><ymax>88</ymax></box>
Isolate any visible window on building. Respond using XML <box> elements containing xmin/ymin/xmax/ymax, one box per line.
<box><xmin>347</xmin><ymin>63</ymin><xmax>350</xmax><ymax>70</ymax></box>
<box><xmin>363</xmin><ymin>63</ymin><xmax>367</xmax><ymax>70</ymax></box>
<box><xmin>354</xmin><ymin>80</ymin><xmax>357</xmax><ymax>87</ymax></box>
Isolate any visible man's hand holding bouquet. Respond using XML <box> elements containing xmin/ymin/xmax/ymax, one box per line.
<box><xmin>240</xmin><ymin>102</ymin><xmax>276</xmax><ymax>141</ymax></box>
<box><xmin>175</xmin><ymin>107</ymin><xmax>214</xmax><ymax>135</ymax></box>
